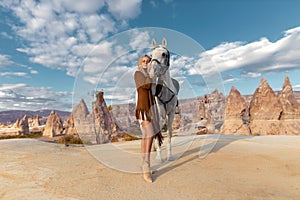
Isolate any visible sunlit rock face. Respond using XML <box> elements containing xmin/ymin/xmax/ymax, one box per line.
<box><xmin>220</xmin><ymin>86</ymin><xmax>250</xmax><ymax>135</ymax></box>
<box><xmin>43</xmin><ymin>111</ymin><xmax>63</xmax><ymax>137</ymax></box>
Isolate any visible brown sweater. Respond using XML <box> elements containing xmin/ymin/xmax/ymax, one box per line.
<box><xmin>134</xmin><ymin>70</ymin><xmax>164</xmax><ymax>145</ymax></box>
<box><xmin>134</xmin><ymin>70</ymin><xmax>154</xmax><ymax>121</ymax></box>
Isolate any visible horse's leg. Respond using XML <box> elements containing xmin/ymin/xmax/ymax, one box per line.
<box><xmin>155</xmin><ymin>100</ymin><xmax>165</xmax><ymax>163</ymax></box>
<box><xmin>154</xmin><ymin>138</ymin><xmax>163</xmax><ymax>163</ymax></box>
<box><xmin>167</xmin><ymin>111</ymin><xmax>175</xmax><ymax>161</ymax></box>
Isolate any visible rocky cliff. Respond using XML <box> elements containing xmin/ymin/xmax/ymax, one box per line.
<box><xmin>220</xmin><ymin>86</ymin><xmax>250</xmax><ymax>135</ymax></box>
<box><xmin>93</xmin><ymin>91</ymin><xmax>119</xmax><ymax>143</ymax></box>
<box><xmin>43</xmin><ymin>111</ymin><xmax>64</xmax><ymax>137</ymax></box>
<box><xmin>278</xmin><ymin>76</ymin><xmax>300</xmax><ymax>120</ymax></box>
<box><xmin>71</xmin><ymin>92</ymin><xmax>120</xmax><ymax>144</ymax></box>
<box><xmin>13</xmin><ymin>115</ymin><xmax>30</xmax><ymax>135</ymax></box>
<box><xmin>221</xmin><ymin>76</ymin><xmax>300</xmax><ymax>135</ymax></box>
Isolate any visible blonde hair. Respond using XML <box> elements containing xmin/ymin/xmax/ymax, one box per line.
<box><xmin>138</xmin><ymin>54</ymin><xmax>151</xmax><ymax>66</ymax></box>
<box><xmin>137</xmin><ymin>55</ymin><xmax>151</xmax><ymax>76</ymax></box>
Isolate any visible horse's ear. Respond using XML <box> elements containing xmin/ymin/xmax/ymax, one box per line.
<box><xmin>152</xmin><ymin>39</ymin><xmax>157</xmax><ymax>48</ymax></box>
<box><xmin>162</xmin><ymin>38</ymin><xmax>167</xmax><ymax>47</ymax></box>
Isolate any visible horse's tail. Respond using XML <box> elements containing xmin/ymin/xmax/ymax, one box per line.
<box><xmin>155</xmin><ymin>131</ymin><xmax>164</xmax><ymax>147</ymax></box>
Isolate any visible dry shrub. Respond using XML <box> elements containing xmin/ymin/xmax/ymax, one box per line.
<box><xmin>0</xmin><ymin>133</ymin><xmax>42</xmax><ymax>140</ymax></box>
<box><xmin>58</xmin><ymin>134</ymin><xmax>83</xmax><ymax>145</ymax></box>
<box><xmin>111</xmin><ymin>137</ymin><xmax>119</xmax><ymax>143</ymax></box>
<box><xmin>121</xmin><ymin>132</ymin><xmax>139</xmax><ymax>141</ymax></box>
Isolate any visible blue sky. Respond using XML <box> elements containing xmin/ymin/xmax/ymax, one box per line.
<box><xmin>1</xmin><ymin>0</ymin><xmax>300</xmax><ymax>112</ymax></box>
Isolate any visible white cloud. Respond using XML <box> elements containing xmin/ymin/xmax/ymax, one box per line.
<box><xmin>0</xmin><ymin>54</ymin><xmax>13</xmax><ymax>67</ymax></box>
<box><xmin>1</xmin><ymin>32</ymin><xmax>13</xmax><ymax>39</ymax></box>
<box><xmin>129</xmin><ymin>30</ymin><xmax>151</xmax><ymax>50</ymax></box>
<box><xmin>223</xmin><ymin>78</ymin><xmax>238</xmax><ymax>85</ymax></box>
<box><xmin>241</xmin><ymin>71</ymin><xmax>261</xmax><ymax>78</ymax></box>
<box><xmin>0</xmin><ymin>83</ymin><xmax>72</xmax><ymax>111</ymax></box>
<box><xmin>293</xmin><ymin>84</ymin><xmax>300</xmax><ymax>90</ymax></box>
<box><xmin>106</xmin><ymin>0</ymin><xmax>142</xmax><ymax>20</ymax></box>
<box><xmin>170</xmin><ymin>55</ymin><xmax>194</xmax><ymax>77</ymax></box>
<box><xmin>60</xmin><ymin>0</ymin><xmax>105</xmax><ymax>13</ymax></box>
<box><xmin>30</xmin><ymin>70</ymin><xmax>38</xmax><ymax>74</ymax></box>
<box><xmin>0</xmin><ymin>84</ymin><xmax>26</xmax><ymax>91</ymax></box>
<box><xmin>0</xmin><ymin>0</ymin><xmax>142</xmax><ymax>77</ymax></box>
<box><xmin>0</xmin><ymin>72</ymin><xmax>28</xmax><ymax>77</ymax></box>
<box><xmin>195</xmin><ymin>26</ymin><xmax>300</xmax><ymax>76</ymax></box>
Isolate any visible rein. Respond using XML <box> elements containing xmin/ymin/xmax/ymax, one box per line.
<box><xmin>151</xmin><ymin>58</ymin><xmax>161</xmax><ymax>65</ymax></box>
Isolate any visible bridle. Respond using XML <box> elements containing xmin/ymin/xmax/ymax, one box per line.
<box><xmin>149</xmin><ymin>45</ymin><xmax>175</xmax><ymax>109</ymax></box>
<box><xmin>150</xmin><ymin>46</ymin><xmax>170</xmax><ymax>76</ymax></box>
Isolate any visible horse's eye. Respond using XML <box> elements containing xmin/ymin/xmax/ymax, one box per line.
<box><xmin>162</xmin><ymin>53</ymin><xmax>166</xmax><ymax>57</ymax></box>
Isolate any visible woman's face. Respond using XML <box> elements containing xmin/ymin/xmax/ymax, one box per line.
<box><xmin>141</xmin><ymin>56</ymin><xmax>150</xmax><ymax>69</ymax></box>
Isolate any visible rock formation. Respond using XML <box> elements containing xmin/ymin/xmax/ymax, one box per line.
<box><xmin>197</xmin><ymin>90</ymin><xmax>225</xmax><ymax>133</ymax></box>
<box><xmin>220</xmin><ymin>86</ymin><xmax>250</xmax><ymax>135</ymax></box>
<box><xmin>63</xmin><ymin>113</ymin><xmax>77</xmax><ymax>135</ymax></box>
<box><xmin>72</xmin><ymin>99</ymin><xmax>89</xmax><ymax>123</ymax></box>
<box><xmin>209</xmin><ymin>90</ymin><xmax>226</xmax><ymax>122</ymax></box>
<box><xmin>277</xmin><ymin>76</ymin><xmax>300</xmax><ymax>134</ymax></box>
<box><xmin>71</xmin><ymin>99</ymin><xmax>96</xmax><ymax>143</ymax></box>
<box><xmin>71</xmin><ymin>92</ymin><xmax>121</xmax><ymax>144</ymax></box>
<box><xmin>278</xmin><ymin>76</ymin><xmax>300</xmax><ymax>120</ymax></box>
<box><xmin>250</xmin><ymin>77</ymin><xmax>283</xmax><ymax>120</ymax></box>
<box><xmin>249</xmin><ymin>78</ymin><xmax>283</xmax><ymax>135</ymax></box>
<box><xmin>15</xmin><ymin>115</ymin><xmax>30</xmax><ymax>135</ymax></box>
<box><xmin>64</xmin><ymin>99</ymin><xmax>89</xmax><ymax>136</ymax></box>
<box><xmin>172</xmin><ymin>114</ymin><xmax>181</xmax><ymax>130</ymax></box>
<box><xmin>93</xmin><ymin>91</ymin><xmax>119</xmax><ymax>143</ymax></box>
<box><xmin>12</xmin><ymin>119</ymin><xmax>19</xmax><ymax>129</ymax></box>
<box><xmin>43</xmin><ymin>111</ymin><xmax>63</xmax><ymax>137</ymax></box>
<box><xmin>28</xmin><ymin>115</ymin><xmax>40</xmax><ymax>127</ymax></box>
<box><xmin>221</xmin><ymin>76</ymin><xmax>300</xmax><ymax>135</ymax></box>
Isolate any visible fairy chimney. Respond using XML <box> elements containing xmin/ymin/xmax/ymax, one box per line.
<box><xmin>220</xmin><ymin>86</ymin><xmax>250</xmax><ymax>135</ymax></box>
<box><xmin>16</xmin><ymin>115</ymin><xmax>30</xmax><ymax>135</ymax></box>
<box><xmin>43</xmin><ymin>110</ymin><xmax>63</xmax><ymax>137</ymax></box>
<box><xmin>63</xmin><ymin>113</ymin><xmax>77</xmax><ymax>135</ymax></box>
<box><xmin>72</xmin><ymin>99</ymin><xmax>89</xmax><ymax>124</ymax></box>
<box><xmin>28</xmin><ymin>115</ymin><xmax>40</xmax><ymax>127</ymax></box>
<box><xmin>276</xmin><ymin>76</ymin><xmax>300</xmax><ymax>134</ymax></box>
<box><xmin>71</xmin><ymin>99</ymin><xmax>100</xmax><ymax>143</ymax></box>
<box><xmin>93</xmin><ymin>91</ymin><xmax>119</xmax><ymax>143</ymax></box>
<box><xmin>13</xmin><ymin>118</ymin><xmax>20</xmax><ymax>129</ymax></box>
<box><xmin>278</xmin><ymin>76</ymin><xmax>300</xmax><ymax>120</ymax></box>
<box><xmin>249</xmin><ymin>77</ymin><xmax>283</xmax><ymax>135</ymax></box>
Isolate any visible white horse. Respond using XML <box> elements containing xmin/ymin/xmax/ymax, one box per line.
<box><xmin>148</xmin><ymin>38</ymin><xmax>180</xmax><ymax>162</ymax></box>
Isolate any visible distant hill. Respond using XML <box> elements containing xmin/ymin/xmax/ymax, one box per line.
<box><xmin>0</xmin><ymin>110</ymin><xmax>71</xmax><ymax>124</ymax></box>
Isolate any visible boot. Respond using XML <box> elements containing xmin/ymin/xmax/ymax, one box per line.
<box><xmin>142</xmin><ymin>161</ymin><xmax>152</xmax><ymax>183</ymax></box>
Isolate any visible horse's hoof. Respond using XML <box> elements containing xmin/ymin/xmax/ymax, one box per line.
<box><xmin>156</xmin><ymin>157</ymin><xmax>164</xmax><ymax>163</ymax></box>
<box><xmin>167</xmin><ymin>156</ymin><xmax>174</xmax><ymax>161</ymax></box>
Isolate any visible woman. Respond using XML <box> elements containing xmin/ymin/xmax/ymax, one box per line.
<box><xmin>134</xmin><ymin>54</ymin><xmax>163</xmax><ymax>183</ymax></box>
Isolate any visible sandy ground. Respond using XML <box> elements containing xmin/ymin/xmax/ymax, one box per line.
<box><xmin>1</xmin><ymin>134</ymin><xmax>300</xmax><ymax>200</ymax></box>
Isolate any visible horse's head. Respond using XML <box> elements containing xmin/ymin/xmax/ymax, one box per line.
<box><xmin>148</xmin><ymin>38</ymin><xmax>170</xmax><ymax>79</ymax></box>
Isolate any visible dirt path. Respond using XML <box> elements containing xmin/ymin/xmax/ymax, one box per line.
<box><xmin>1</xmin><ymin>135</ymin><xmax>300</xmax><ymax>200</ymax></box>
